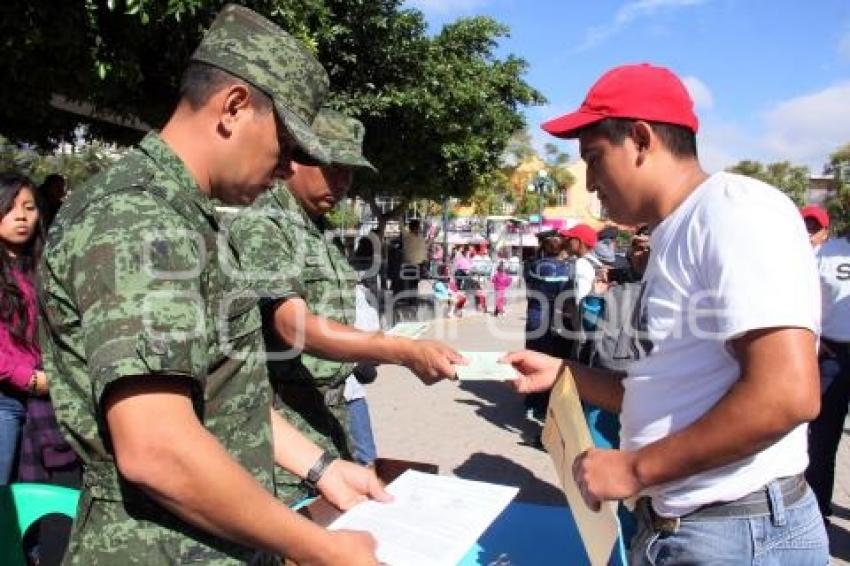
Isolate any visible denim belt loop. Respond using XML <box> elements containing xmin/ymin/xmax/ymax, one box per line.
<box><xmin>767</xmin><ymin>480</ymin><xmax>787</xmax><ymax>527</ymax></box>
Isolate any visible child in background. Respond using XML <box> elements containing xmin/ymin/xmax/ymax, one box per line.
<box><xmin>474</xmin><ymin>287</ymin><xmax>488</xmax><ymax>313</ymax></box>
<box><xmin>448</xmin><ymin>277</ymin><xmax>467</xmax><ymax>317</ymax></box>
<box><xmin>491</xmin><ymin>262</ymin><xmax>513</xmax><ymax>316</ymax></box>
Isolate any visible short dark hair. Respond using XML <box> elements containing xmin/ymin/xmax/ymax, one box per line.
<box><xmin>178</xmin><ymin>62</ymin><xmax>274</xmax><ymax>114</ymax></box>
<box><xmin>581</xmin><ymin>118</ymin><xmax>697</xmax><ymax>159</ymax></box>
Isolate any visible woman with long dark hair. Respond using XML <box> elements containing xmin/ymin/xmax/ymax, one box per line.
<box><xmin>1</xmin><ymin>172</ymin><xmax>80</xmax><ymax>564</ymax></box>
<box><xmin>0</xmin><ymin>173</ymin><xmax>47</xmax><ymax>484</ymax></box>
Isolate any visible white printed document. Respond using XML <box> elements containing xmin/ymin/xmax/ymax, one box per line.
<box><xmin>455</xmin><ymin>351</ymin><xmax>518</xmax><ymax>381</ymax></box>
<box><xmin>328</xmin><ymin>470</ymin><xmax>518</xmax><ymax>566</ymax></box>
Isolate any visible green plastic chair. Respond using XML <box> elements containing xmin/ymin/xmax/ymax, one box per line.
<box><xmin>0</xmin><ymin>483</ymin><xmax>80</xmax><ymax>566</ymax></box>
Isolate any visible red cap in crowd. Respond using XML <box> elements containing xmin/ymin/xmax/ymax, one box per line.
<box><xmin>559</xmin><ymin>224</ymin><xmax>598</xmax><ymax>249</ymax></box>
<box><xmin>800</xmin><ymin>205</ymin><xmax>829</xmax><ymax>230</ymax></box>
<box><xmin>541</xmin><ymin>63</ymin><xmax>698</xmax><ymax>139</ymax></box>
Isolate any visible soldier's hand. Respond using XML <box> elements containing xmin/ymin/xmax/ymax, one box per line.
<box><xmin>301</xmin><ymin>529</ymin><xmax>379</xmax><ymax>566</ymax></box>
<box><xmin>317</xmin><ymin>460</ymin><xmax>393</xmax><ymax>511</ymax></box>
<box><xmin>400</xmin><ymin>339</ymin><xmax>466</xmax><ymax>385</ymax></box>
<box><xmin>501</xmin><ymin>350</ymin><xmax>562</xmax><ymax>394</ymax></box>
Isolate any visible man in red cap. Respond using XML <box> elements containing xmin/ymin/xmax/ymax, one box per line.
<box><xmin>802</xmin><ymin>205</ymin><xmax>850</xmax><ymax>524</ymax></box>
<box><xmin>801</xmin><ymin>204</ymin><xmax>830</xmax><ymax>250</ymax></box>
<box><xmin>506</xmin><ymin>63</ymin><xmax>826</xmax><ymax>563</ymax></box>
<box><xmin>559</xmin><ymin>223</ymin><xmax>598</xmax><ymax>304</ymax></box>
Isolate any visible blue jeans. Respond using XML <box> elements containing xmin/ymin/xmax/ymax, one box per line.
<box><xmin>346</xmin><ymin>397</ymin><xmax>377</xmax><ymax>466</ymax></box>
<box><xmin>631</xmin><ymin>483</ymin><xmax>828</xmax><ymax>565</ymax></box>
<box><xmin>0</xmin><ymin>393</ymin><xmax>26</xmax><ymax>485</ymax></box>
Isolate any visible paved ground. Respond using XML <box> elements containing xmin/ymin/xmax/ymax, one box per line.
<box><xmin>366</xmin><ymin>296</ymin><xmax>850</xmax><ymax>564</ymax></box>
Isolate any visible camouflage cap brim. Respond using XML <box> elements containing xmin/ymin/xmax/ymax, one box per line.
<box><xmin>345</xmin><ymin>155</ymin><xmax>377</xmax><ymax>173</ymax></box>
<box><xmin>320</xmin><ymin>139</ymin><xmax>377</xmax><ymax>172</ymax></box>
<box><xmin>276</xmin><ymin>103</ymin><xmax>331</xmax><ymax>165</ymax></box>
<box><xmin>307</xmin><ymin>107</ymin><xmax>376</xmax><ymax>172</ymax></box>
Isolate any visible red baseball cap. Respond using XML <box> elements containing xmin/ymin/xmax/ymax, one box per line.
<box><xmin>800</xmin><ymin>205</ymin><xmax>829</xmax><ymax>230</ymax></box>
<box><xmin>559</xmin><ymin>224</ymin><xmax>598</xmax><ymax>249</ymax></box>
<box><xmin>541</xmin><ymin>63</ymin><xmax>699</xmax><ymax>139</ymax></box>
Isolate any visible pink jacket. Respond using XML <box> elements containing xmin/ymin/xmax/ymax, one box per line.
<box><xmin>492</xmin><ymin>271</ymin><xmax>513</xmax><ymax>291</ymax></box>
<box><xmin>0</xmin><ymin>269</ymin><xmax>41</xmax><ymax>391</ymax></box>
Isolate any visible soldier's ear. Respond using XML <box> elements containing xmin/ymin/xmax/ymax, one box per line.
<box><xmin>217</xmin><ymin>84</ymin><xmax>251</xmax><ymax>135</ymax></box>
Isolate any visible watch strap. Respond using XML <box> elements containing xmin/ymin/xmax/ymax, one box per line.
<box><xmin>304</xmin><ymin>450</ymin><xmax>336</xmax><ymax>489</ymax></box>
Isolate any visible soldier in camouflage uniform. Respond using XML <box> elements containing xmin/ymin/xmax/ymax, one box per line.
<box><xmin>229</xmin><ymin>108</ymin><xmax>463</xmax><ymax>505</ymax></box>
<box><xmin>39</xmin><ymin>5</ymin><xmax>387</xmax><ymax>565</ymax></box>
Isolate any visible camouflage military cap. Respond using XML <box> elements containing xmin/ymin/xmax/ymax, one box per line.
<box><xmin>191</xmin><ymin>4</ymin><xmax>331</xmax><ymax>163</ymax></box>
<box><xmin>298</xmin><ymin>108</ymin><xmax>376</xmax><ymax>172</ymax></box>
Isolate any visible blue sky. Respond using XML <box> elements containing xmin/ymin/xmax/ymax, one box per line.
<box><xmin>404</xmin><ymin>0</ymin><xmax>850</xmax><ymax>173</ymax></box>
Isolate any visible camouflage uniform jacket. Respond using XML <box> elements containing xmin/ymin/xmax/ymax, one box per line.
<box><xmin>39</xmin><ymin>133</ymin><xmax>276</xmax><ymax>565</ymax></box>
<box><xmin>228</xmin><ymin>184</ymin><xmax>357</xmax><ymax>501</ymax></box>
<box><xmin>228</xmin><ymin>183</ymin><xmax>357</xmax><ymax>389</ymax></box>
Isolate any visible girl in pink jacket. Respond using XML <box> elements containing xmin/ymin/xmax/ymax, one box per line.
<box><xmin>491</xmin><ymin>262</ymin><xmax>513</xmax><ymax>317</ymax></box>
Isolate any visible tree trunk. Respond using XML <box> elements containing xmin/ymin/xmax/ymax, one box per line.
<box><xmin>364</xmin><ymin>192</ymin><xmax>410</xmax><ymax>240</ymax></box>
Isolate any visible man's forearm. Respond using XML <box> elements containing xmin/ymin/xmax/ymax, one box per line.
<box><xmin>270</xmin><ymin>407</ymin><xmax>326</xmax><ymax>476</ymax></box>
<box><xmin>107</xmin><ymin>384</ymin><xmax>332</xmax><ymax>563</ymax></box>
<box><xmin>138</xmin><ymin>427</ymin><xmax>330</xmax><ymax>561</ymax></box>
<box><xmin>569</xmin><ymin>361</ymin><xmax>625</xmax><ymax>413</ymax></box>
<box><xmin>274</xmin><ymin>299</ymin><xmax>409</xmax><ymax>365</ymax></box>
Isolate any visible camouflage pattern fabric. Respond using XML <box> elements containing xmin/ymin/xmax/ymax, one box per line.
<box><xmin>192</xmin><ymin>3</ymin><xmax>330</xmax><ymax>164</ymax></box>
<box><xmin>227</xmin><ymin>109</ymin><xmax>376</xmax><ymax>504</ymax></box>
<box><xmin>39</xmin><ymin>133</ymin><xmax>278</xmax><ymax>565</ymax></box>
<box><xmin>300</xmin><ymin>108</ymin><xmax>376</xmax><ymax>171</ymax></box>
<box><xmin>227</xmin><ymin>184</ymin><xmax>358</xmax><ymax>504</ymax></box>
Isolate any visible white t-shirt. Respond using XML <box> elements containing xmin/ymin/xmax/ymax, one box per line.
<box><xmin>574</xmin><ymin>256</ymin><xmax>596</xmax><ymax>302</ymax></box>
<box><xmin>621</xmin><ymin>172</ymin><xmax>820</xmax><ymax>517</ymax></box>
<box><xmin>344</xmin><ymin>284</ymin><xmax>382</xmax><ymax>402</ymax></box>
<box><xmin>816</xmin><ymin>236</ymin><xmax>850</xmax><ymax>341</ymax></box>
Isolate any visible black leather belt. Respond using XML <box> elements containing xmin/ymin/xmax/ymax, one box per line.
<box><xmin>641</xmin><ymin>474</ymin><xmax>808</xmax><ymax>534</ymax></box>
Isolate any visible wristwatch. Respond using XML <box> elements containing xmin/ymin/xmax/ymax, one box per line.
<box><xmin>304</xmin><ymin>451</ymin><xmax>337</xmax><ymax>490</ymax></box>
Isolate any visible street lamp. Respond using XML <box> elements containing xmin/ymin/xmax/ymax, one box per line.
<box><xmin>527</xmin><ymin>169</ymin><xmax>550</xmax><ymax>231</ymax></box>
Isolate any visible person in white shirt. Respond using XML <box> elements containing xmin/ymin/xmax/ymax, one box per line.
<box><xmin>804</xmin><ymin>209</ymin><xmax>850</xmax><ymax>521</ymax></box>
<box><xmin>559</xmin><ymin>223</ymin><xmax>598</xmax><ymax>303</ymax></box>
<box><xmin>506</xmin><ymin>63</ymin><xmax>827</xmax><ymax>564</ymax></box>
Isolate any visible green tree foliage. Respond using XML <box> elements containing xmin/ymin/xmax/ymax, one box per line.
<box><xmin>1</xmin><ymin>0</ymin><xmax>544</xmax><ymax>231</ymax></box>
<box><xmin>325</xmin><ymin>200</ymin><xmax>359</xmax><ymax>229</ymax></box>
<box><xmin>726</xmin><ymin>159</ymin><xmax>809</xmax><ymax>206</ymax></box>
<box><xmin>825</xmin><ymin>142</ymin><xmax>850</xmax><ymax>235</ymax></box>
<box><xmin>468</xmin><ymin>169</ymin><xmax>510</xmax><ymax>216</ymax></box>
<box><xmin>514</xmin><ymin>189</ymin><xmax>543</xmax><ymax>216</ymax></box>
<box><xmin>828</xmin><ymin>142</ymin><xmax>850</xmax><ymax>170</ymax></box>
<box><xmin>503</xmin><ymin>130</ymin><xmax>535</xmax><ymax>165</ymax></box>
<box><xmin>825</xmin><ymin>182</ymin><xmax>850</xmax><ymax>235</ymax></box>
<box><xmin>0</xmin><ymin>0</ymin><xmax>329</xmax><ymax>144</ymax></box>
<box><xmin>348</xmin><ymin>14</ymin><xmax>544</xmax><ymax>228</ymax></box>
<box><xmin>0</xmin><ymin>133</ymin><xmax>123</xmax><ymax>191</ymax></box>
<box><xmin>542</xmin><ymin>145</ymin><xmax>575</xmax><ymax>193</ymax></box>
